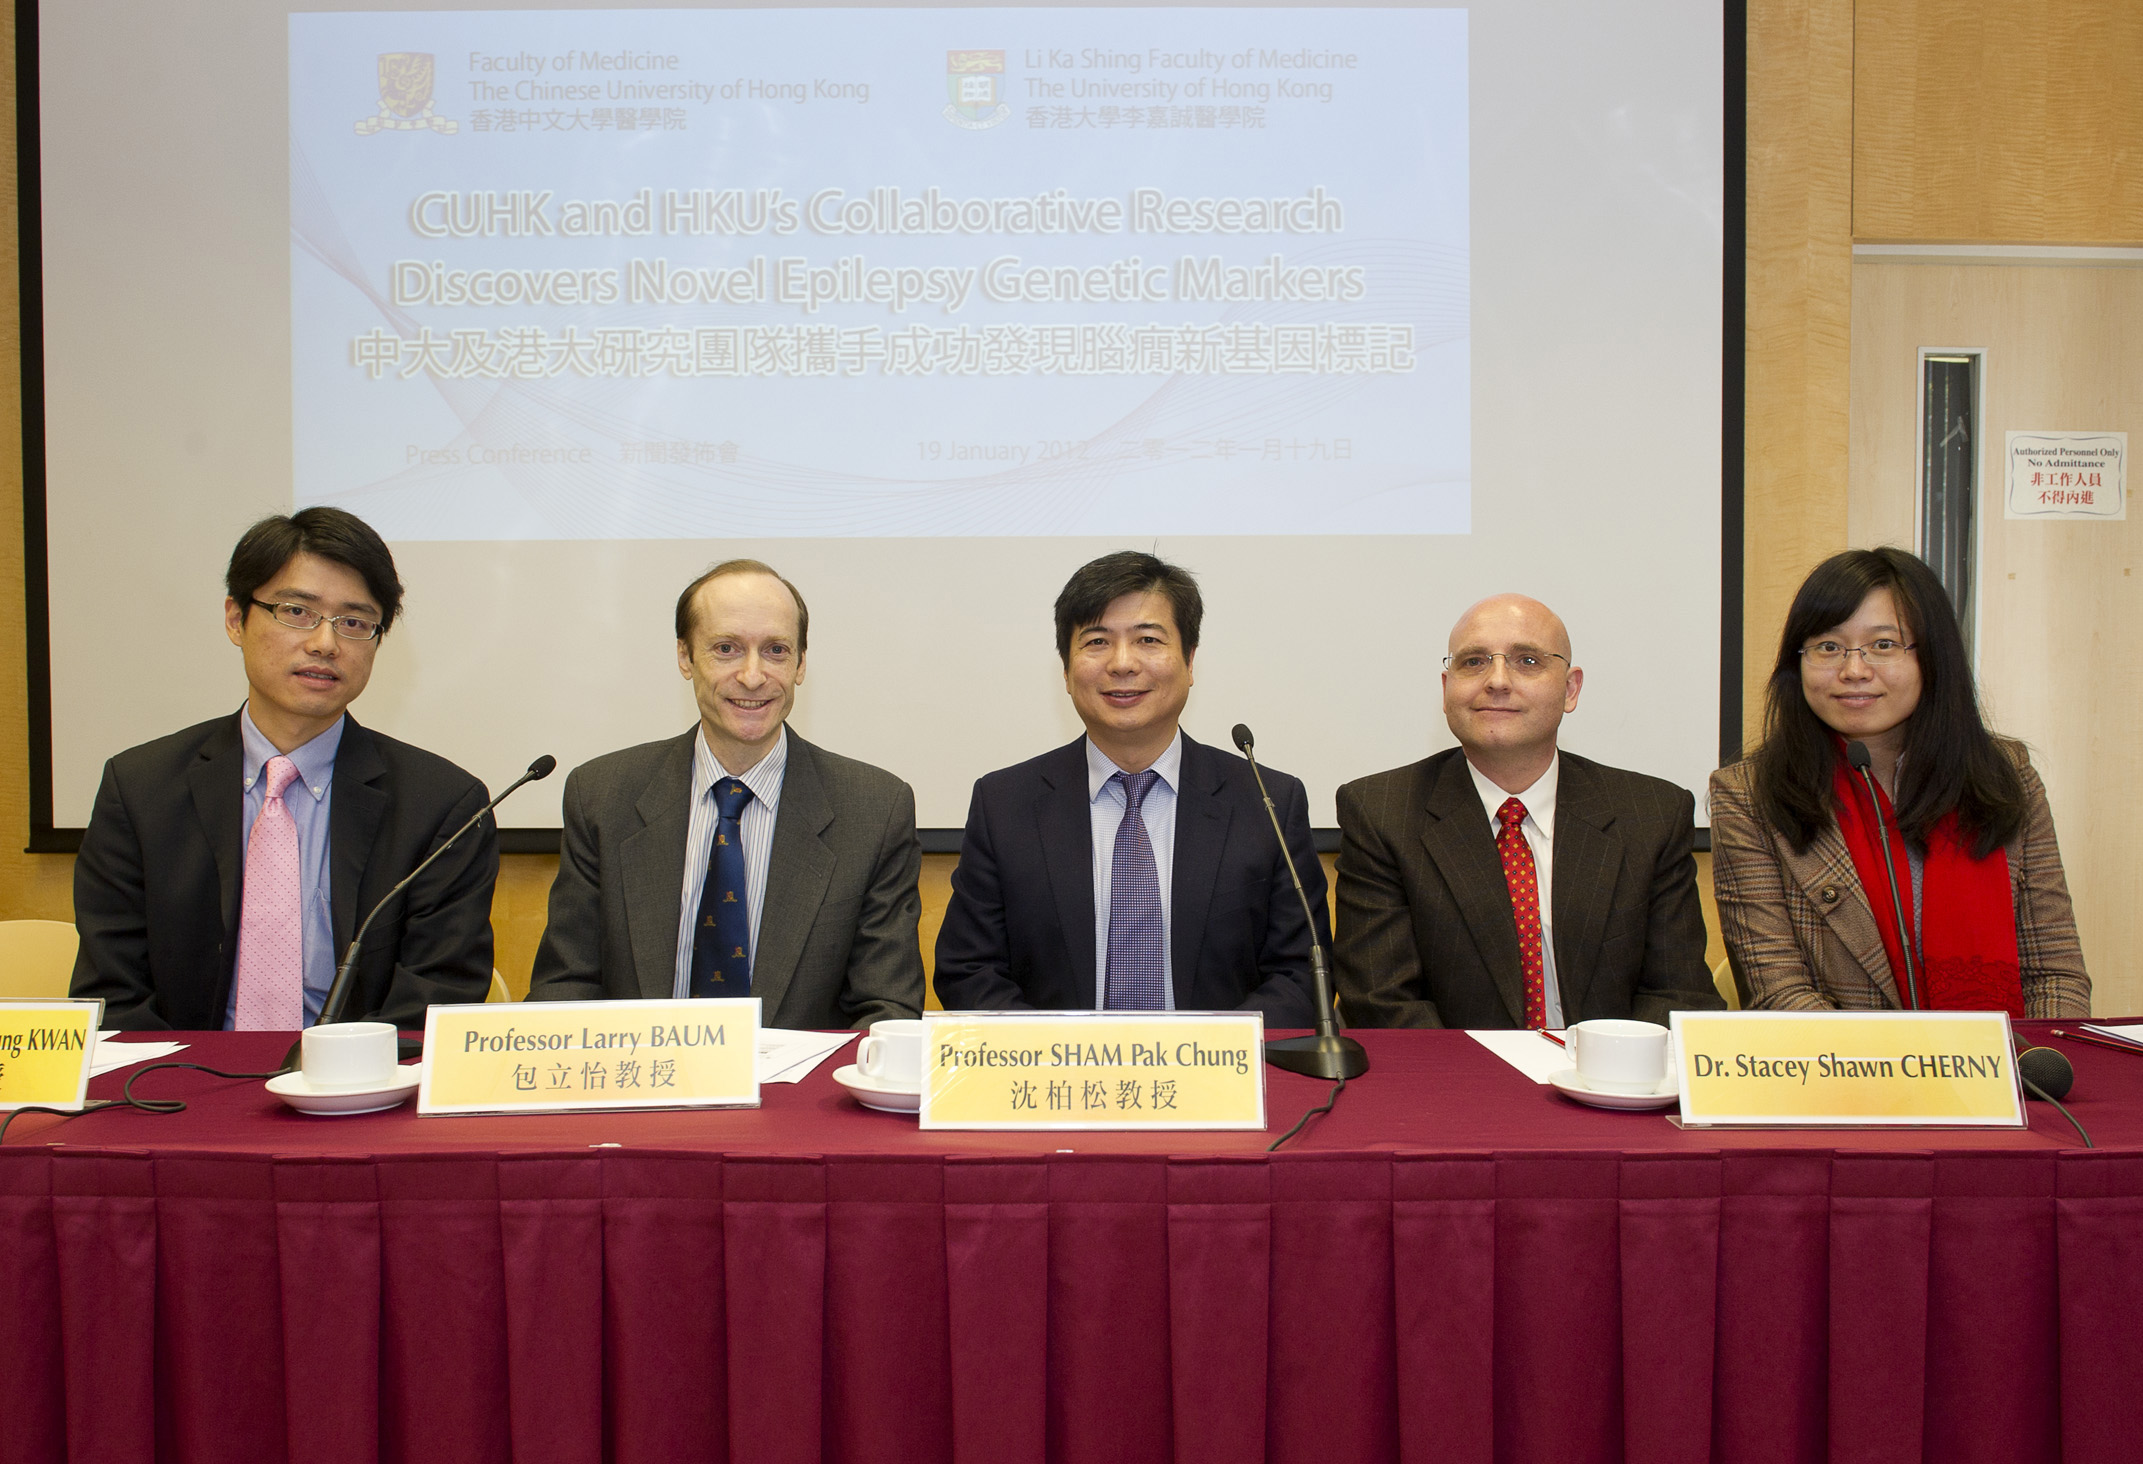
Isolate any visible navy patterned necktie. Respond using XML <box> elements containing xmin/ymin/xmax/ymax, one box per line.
<box><xmin>1104</xmin><ymin>769</ymin><xmax>1166</xmax><ymax>1010</ymax></box>
<box><xmin>690</xmin><ymin>778</ymin><xmax>755</xmax><ymax>998</ymax></box>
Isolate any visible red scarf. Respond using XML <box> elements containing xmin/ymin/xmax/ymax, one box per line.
<box><xmin>1829</xmin><ymin>756</ymin><xmax>2023</xmax><ymax>1015</ymax></box>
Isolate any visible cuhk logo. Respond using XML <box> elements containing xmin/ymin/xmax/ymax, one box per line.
<box><xmin>944</xmin><ymin>50</ymin><xmax>1009</xmax><ymax>130</ymax></box>
<box><xmin>356</xmin><ymin>52</ymin><xmax>459</xmax><ymax>135</ymax></box>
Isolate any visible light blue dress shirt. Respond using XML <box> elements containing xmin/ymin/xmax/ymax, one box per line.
<box><xmin>671</xmin><ymin>726</ymin><xmax>790</xmax><ymax>998</ymax></box>
<box><xmin>226</xmin><ymin>708</ymin><xmax>344</xmax><ymax>1028</ymax></box>
<box><xmin>1086</xmin><ymin>732</ymin><xmax>1183</xmax><ymax>1010</ymax></box>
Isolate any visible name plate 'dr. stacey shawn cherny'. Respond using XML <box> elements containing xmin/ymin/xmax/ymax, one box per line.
<box><xmin>418</xmin><ymin>998</ymin><xmax>759</xmax><ymax>1115</ymax></box>
<box><xmin>1670</xmin><ymin>1010</ymin><xmax>2025</xmax><ymax>1128</ymax></box>
<box><xmin>919</xmin><ymin>1011</ymin><xmax>1266</xmax><ymax>1131</ymax></box>
<box><xmin>0</xmin><ymin>999</ymin><xmax>101</xmax><ymax>1111</ymax></box>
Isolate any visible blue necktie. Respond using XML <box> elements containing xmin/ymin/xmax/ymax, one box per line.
<box><xmin>1104</xmin><ymin>770</ymin><xmax>1165</xmax><ymax>1010</ymax></box>
<box><xmin>690</xmin><ymin>778</ymin><xmax>754</xmax><ymax>998</ymax></box>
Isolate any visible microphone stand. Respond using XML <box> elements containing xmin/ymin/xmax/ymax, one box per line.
<box><xmin>282</xmin><ymin>755</ymin><xmax>556</xmax><ymax>1071</ymax></box>
<box><xmin>1845</xmin><ymin>740</ymin><xmax>1921</xmax><ymax>1010</ymax></box>
<box><xmin>1232</xmin><ymin>725</ymin><xmax>1369</xmax><ymax>1080</ymax></box>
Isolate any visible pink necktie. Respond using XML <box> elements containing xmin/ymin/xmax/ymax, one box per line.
<box><xmin>232</xmin><ymin>756</ymin><xmax>305</xmax><ymax>1030</ymax></box>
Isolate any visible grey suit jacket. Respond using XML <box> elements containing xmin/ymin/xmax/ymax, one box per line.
<box><xmin>527</xmin><ymin>728</ymin><xmax>924</xmax><ymax>1028</ymax></box>
<box><xmin>1333</xmin><ymin>747</ymin><xmax>1722</xmax><ymax>1028</ymax></box>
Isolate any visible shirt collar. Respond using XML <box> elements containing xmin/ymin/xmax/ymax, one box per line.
<box><xmin>239</xmin><ymin>706</ymin><xmax>344</xmax><ymax>803</ymax></box>
<box><xmin>1466</xmin><ymin>749</ymin><xmax>1559</xmax><ymax>834</ymax></box>
<box><xmin>1087</xmin><ymin>730</ymin><xmax>1184</xmax><ymax>803</ymax></box>
<box><xmin>693</xmin><ymin>723</ymin><xmax>789</xmax><ymax>810</ymax></box>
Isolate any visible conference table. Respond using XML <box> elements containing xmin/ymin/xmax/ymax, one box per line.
<box><xmin>3</xmin><ymin>1024</ymin><xmax>2138</xmax><ymax>1464</ymax></box>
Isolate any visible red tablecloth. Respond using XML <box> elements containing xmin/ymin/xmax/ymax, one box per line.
<box><xmin>2</xmin><ymin>1025</ymin><xmax>2139</xmax><ymax>1464</ymax></box>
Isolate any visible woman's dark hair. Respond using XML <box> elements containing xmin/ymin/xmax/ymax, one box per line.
<box><xmin>226</xmin><ymin>507</ymin><xmax>405</xmax><ymax>634</ymax></box>
<box><xmin>1053</xmin><ymin>551</ymin><xmax>1202</xmax><ymax>666</ymax></box>
<box><xmin>1749</xmin><ymin>546</ymin><xmax>2022</xmax><ymax>856</ymax></box>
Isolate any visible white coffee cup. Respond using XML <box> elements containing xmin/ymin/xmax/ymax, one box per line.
<box><xmin>856</xmin><ymin>1018</ymin><xmax>926</xmax><ymax>1089</ymax></box>
<box><xmin>300</xmin><ymin>1021</ymin><xmax>399</xmax><ymax>1091</ymax></box>
<box><xmin>1568</xmin><ymin>1019</ymin><xmax>1670</xmax><ymax>1094</ymax></box>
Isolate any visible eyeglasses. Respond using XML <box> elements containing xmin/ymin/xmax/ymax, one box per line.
<box><xmin>250</xmin><ymin>599</ymin><xmax>382</xmax><ymax>641</ymax></box>
<box><xmin>1798</xmin><ymin>638</ymin><xmax>1915</xmax><ymax>669</ymax></box>
<box><xmin>1442</xmin><ymin>651</ymin><xmax>1569</xmax><ymax>680</ymax></box>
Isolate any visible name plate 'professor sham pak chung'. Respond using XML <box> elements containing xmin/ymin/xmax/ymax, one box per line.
<box><xmin>419</xmin><ymin>998</ymin><xmax>759</xmax><ymax>1115</ymax></box>
<box><xmin>1670</xmin><ymin>1010</ymin><xmax>2025</xmax><ymax>1129</ymax></box>
<box><xmin>920</xmin><ymin>1011</ymin><xmax>1266</xmax><ymax>1131</ymax></box>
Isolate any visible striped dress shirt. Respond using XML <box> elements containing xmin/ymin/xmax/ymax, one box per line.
<box><xmin>671</xmin><ymin>726</ymin><xmax>789</xmax><ymax>998</ymax></box>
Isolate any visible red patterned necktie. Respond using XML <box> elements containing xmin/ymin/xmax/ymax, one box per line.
<box><xmin>1495</xmin><ymin>796</ymin><xmax>1548</xmax><ymax>1029</ymax></box>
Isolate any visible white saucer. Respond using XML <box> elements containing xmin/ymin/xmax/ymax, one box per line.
<box><xmin>833</xmin><ymin>1063</ymin><xmax>921</xmax><ymax>1114</ymax></box>
<box><xmin>266</xmin><ymin>1066</ymin><xmax>421</xmax><ymax>1116</ymax></box>
<box><xmin>1547</xmin><ymin>1067</ymin><xmax>1680</xmax><ymax>1111</ymax></box>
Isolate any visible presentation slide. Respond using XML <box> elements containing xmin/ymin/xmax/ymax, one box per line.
<box><xmin>37</xmin><ymin>0</ymin><xmax>1723</xmax><ymax>834</ymax></box>
<box><xmin>290</xmin><ymin>9</ymin><xmax>1468</xmax><ymax>539</ymax></box>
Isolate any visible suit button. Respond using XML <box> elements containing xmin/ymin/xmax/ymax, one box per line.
<box><xmin>1820</xmin><ymin>886</ymin><xmax>1839</xmax><ymax>904</ymax></box>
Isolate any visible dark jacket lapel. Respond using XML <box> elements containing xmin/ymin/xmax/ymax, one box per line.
<box><xmin>1034</xmin><ymin>739</ymin><xmax>1097</xmax><ymax>1003</ymax></box>
<box><xmin>621</xmin><ymin>730</ymin><xmax>697</xmax><ymax>1000</ymax></box>
<box><xmin>1169</xmin><ymin>736</ymin><xmax>1230</xmax><ymax>1000</ymax></box>
<box><xmin>328</xmin><ymin>717</ymin><xmax>388</xmax><ymax>958</ymax></box>
<box><xmin>185</xmin><ymin>714</ymin><xmax>248</xmax><ymax>957</ymax></box>
<box><xmin>1547</xmin><ymin>754</ymin><xmax>1624</xmax><ymax>1019</ymax></box>
<box><xmin>1419</xmin><ymin>752</ymin><xmax>1529</xmax><ymax>1024</ymax></box>
<box><xmin>752</xmin><ymin>734</ymin><xmax>837</xmax><ymax>1019</ymax></box>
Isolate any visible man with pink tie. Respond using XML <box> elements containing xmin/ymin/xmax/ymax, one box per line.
<box><xmin>70</xmin><ymin>509</ymin><xmax>498</xmax><ymax>1030</ymax></box>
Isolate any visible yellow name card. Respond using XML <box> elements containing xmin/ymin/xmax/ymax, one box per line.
<box><xmin>919</xmin><ymin>1012</ymin><xmax>1266</xmax><ymax>1131</ymax></box>
<box><xmin>0</xmin><ymin>1000</ymin><xmax>101</xmax><ymax>1112</ymax></box>
<box><xmin>1670</xmin><ymin>1010</ymin><xmax>2024</xmax><ymax>1128</ymax></box>
<box><xmin>418</xmin><ymin>998</ymin><xmax>759</xmax><ymax>1115</ymax></box>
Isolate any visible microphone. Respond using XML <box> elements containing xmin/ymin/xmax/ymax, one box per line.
<box><xmin>284</xmin><ymin>754</ymin><xmax>557</xmax><ymax>1070</ymax></box>
<box><xmin>2017</xmin><ymin>1044</ymin><xmax>2092</xmax><ymax>1146</ymax></box>
<box><xmin>1230</xmin><ymin>723</ymin><xmax>1369</xmax><ymax>1081</ymax></box>
<box><xmin>1844</xmin><ymin>741</ymin><xmax>1922</xmax><ymax>1010</ymax></box>
<box><xmin>2017</xmin><ymin>1046</ymin><xmax>2073</xmax><ymax>1101</ymax></box>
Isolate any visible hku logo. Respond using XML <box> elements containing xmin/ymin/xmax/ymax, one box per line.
<box><xmin>356</xmin><ymin>52</ymin><xmax>459</xmax><ymax>135</ymax></box>
<box><xmin>943</xmin><ymin>50</ymin><xmax>1009</xmax><ymax>130</ymax></box>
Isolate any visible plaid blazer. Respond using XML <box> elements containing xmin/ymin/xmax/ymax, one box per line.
<box><xmin>1707</xmin><ymin>743</ymin><xmax>2089</xmax><ymax>1018</ymax></box>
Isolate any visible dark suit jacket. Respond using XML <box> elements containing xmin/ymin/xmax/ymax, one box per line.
<box><xmin>70</xmin><ymin>713</ymin><xmax>498</xmax><ymax>1031</ymax></box>
<box><xmin>932</xmin><ymin>734</ymin><xmax>1326</xmax><ymax>1027</ymax></box>
<box><xmin>527</xmin><ymin>729</ymin><xmax>923</xmax><ymax>1029</ymax></box>
<box><xmin>1333</xmin><ymin>747</ymin><xmax>1721</xmax><ymax>1028</ymax></box>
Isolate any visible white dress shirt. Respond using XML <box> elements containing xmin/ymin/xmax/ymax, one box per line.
<box><xmin>671</xmin><ymin>725</ymin><xmax>789</xmax><ymax>998</ymax></box>
<box><xmin>1467</xmin><ymin>752</ymin><xmax>1564</xmax><ymax>1027</ymax></box>
<box><xmin>1087</xmin><ymin>732</ymin><xmax>1183</xmax><ymax>1010</ymax></box>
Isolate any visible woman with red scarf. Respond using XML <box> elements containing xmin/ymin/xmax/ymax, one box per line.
<box><xmin>1710</xmin><ymin>548</ymin><xmax>2089</xmax><ymax>1017</ymax></box>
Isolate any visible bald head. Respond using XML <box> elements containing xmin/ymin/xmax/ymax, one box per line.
<box><xmin>1447</xmin><ymin>594</ymin><xmax>1572</xmax><ymax>662</ymax></box>
<box><xmin>1441</xmin><ymin>593</ymin><xmax>1582</xmax><ymax>791</ymax></box>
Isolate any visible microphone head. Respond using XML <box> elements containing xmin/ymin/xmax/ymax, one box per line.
<box><xmin>528</xmin><ymin>754</ymin><xmax>559</xmax><ymax>780</ymax></box>
<box><xmin>2018</xmin><ymin>1046</ymin><xmax>2074</xmax><ymax>1101</ymax></box>
<box><xmin>1230</xmin><ymin>723</ymin><xmax>1255</xmax><ymax>754</ymax></box>
<box><xmin>1844</xmin><ymin>740</ymin><xmax>1873</xmax><ymax>771</ymax></box>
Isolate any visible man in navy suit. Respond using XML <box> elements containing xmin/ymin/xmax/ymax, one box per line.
<box><xmin>933</xmin><ymin>551</ymin><xmax>1325</xmax><ymax>1026</ymax></box>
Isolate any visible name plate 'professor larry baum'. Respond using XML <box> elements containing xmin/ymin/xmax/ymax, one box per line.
<box><xmin>419</xmin><ymin>998</ymin><xmax>759</xmax><ymax>1115</ymax></box>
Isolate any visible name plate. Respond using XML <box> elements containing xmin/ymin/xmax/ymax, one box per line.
<box><xmin>418</xmin><ymin>998</ymin><xmax>759</xmax><ymax>1115</ymax></box>
<box><xmin>919</xmin><ymin>1012</ymin><xmax>1266</xmax><ymax>1131</ymax></box>
<box><xmin>1670</xmin><ymin>1010</ymin><xmax>2024</xmax><ymax>1128</ymax></box>
<box><xmin>0</xmin><ymin>1000</ymin><xmax>101</xmax><ymax>1112</ymax></box>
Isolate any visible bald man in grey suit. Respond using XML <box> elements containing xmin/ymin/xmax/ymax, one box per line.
<box><xmin>528</xmin><ymin>561</ymin><xmax>922</xmax><ymax>1028</ymax></box>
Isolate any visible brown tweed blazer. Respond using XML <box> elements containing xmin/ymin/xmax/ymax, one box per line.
<box><xmin>1708</xmin><ymin>743</ymin><xmax>2089</xmax><ymax>1018</ymax></box>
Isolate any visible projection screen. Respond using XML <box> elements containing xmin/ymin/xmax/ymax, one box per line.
<box><xmin>29</xmin><ymin>0</ymin><xmax>1731</xmax><ymax>839</ymax></box>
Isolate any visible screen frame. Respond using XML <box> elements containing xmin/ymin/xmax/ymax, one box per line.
<box><xmin>14</xmin><ymin>0</ymin><xmax>1747</xmax><ymax>856</ymax></box>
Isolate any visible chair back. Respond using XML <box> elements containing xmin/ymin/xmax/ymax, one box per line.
<box><xmin>0</xmin><ymin>920</ymin><xmax>81</xmax><ymax>1000</ymax></box>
